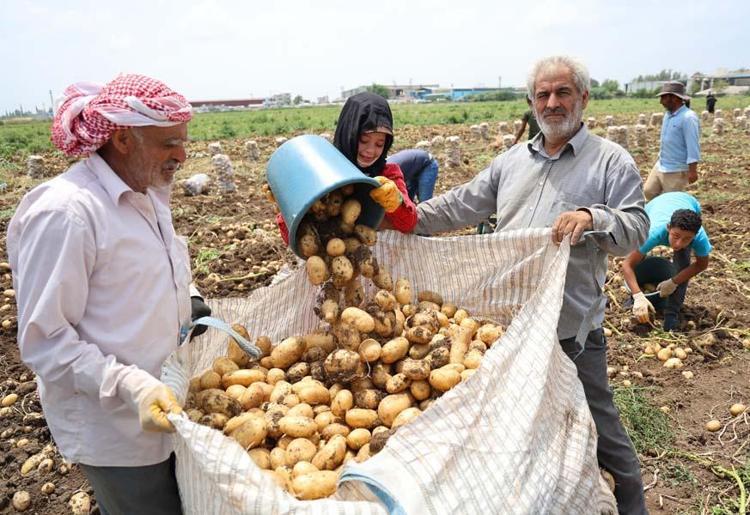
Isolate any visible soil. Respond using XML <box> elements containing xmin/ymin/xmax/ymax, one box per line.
<box><xmin>1</xmin><ymin>116</ymin><xmax>749</xmax><ymax>514</ymax></box>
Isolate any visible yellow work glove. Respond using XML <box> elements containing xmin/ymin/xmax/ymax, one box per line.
<box><xmin>120</xmin><ymin>369</ymin><xmax>183</xmax><ymax>433</ymax></box>
<box><xmin>369</xmin><ymin>176</ymin><xmax>403</xmax><ymax>213</ymax></box>
<box><xmin>137</xmin><ymin>383</ymin><xmax>182</xmax><ymax>432</ymax></box>
<box><xmin>632</xmin><ymin>292</ymin><xmax>655</xmax><ymax>323</ymax></box>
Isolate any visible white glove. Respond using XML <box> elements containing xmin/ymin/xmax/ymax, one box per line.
<box><xmin>119</xmin><ymin>368</ymin><xmax>182</xmax><ymax>433</ymax></box>
<box><xmin>632</xmin><ymin>292</ymin><xmax>655</xmax><ymax>323</ymax></box>
<box><xmin>657</xmin><ymin>278</ymin><xmax>678</xmax><ymax>298</ymax></box>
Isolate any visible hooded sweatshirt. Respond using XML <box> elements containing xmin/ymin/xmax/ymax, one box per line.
<box><xmin>276</xmin><ymin>92</ymin><xmax>417</xmax><ymax>244</ymax></box>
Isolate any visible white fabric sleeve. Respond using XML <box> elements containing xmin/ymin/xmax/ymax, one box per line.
<box><xmin>14</xmin><ymin>209</ymin><xmax>156</xmax><ymax>411</ymax></box>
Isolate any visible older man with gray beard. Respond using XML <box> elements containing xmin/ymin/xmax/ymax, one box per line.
<box><xmin>413</xmin><ymin>55</ymin><xmax>649</xmax><ymax>514</ymax></box>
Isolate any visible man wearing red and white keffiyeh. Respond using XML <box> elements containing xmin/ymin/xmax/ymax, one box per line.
<box><xmin>8</xmin><ymin>75</ymin><xmax>202</xmax><ymax>514</ymax></box>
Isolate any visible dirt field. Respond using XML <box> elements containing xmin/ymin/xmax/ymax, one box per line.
<box><xmin>0</xmin><ymin>113</ymin><xmax>748</xmax><ymax>514</ymax></box>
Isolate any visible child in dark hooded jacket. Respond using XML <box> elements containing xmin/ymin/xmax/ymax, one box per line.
<box><xmin>276</xmin><ymin>92</ymin><xmax>417</xmax><ymax>243</ymax></box>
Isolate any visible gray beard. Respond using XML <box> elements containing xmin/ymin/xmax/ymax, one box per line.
<box><xmin>535</xmin><ymin>99</ymin><xmax>584</xmax><ymax>142</ymax></box>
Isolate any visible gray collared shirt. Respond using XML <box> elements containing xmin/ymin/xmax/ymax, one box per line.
<box><xmin>416</xmin><ymin>125</ymin><xmax>649</xmax><ymax>339</ymax></box>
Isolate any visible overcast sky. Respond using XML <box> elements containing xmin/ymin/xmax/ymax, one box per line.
<box><xmin>1</xmin><ymin>0</ymin><xmax>748</xmax><ymax>113</ymax></box>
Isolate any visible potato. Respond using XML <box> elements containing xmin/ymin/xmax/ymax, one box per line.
<box><xmin>321</xmin><ymin>423</ymin><xmax>351</xmax><ymax>439</ymax></box>
<box><xmin>468</xmin><ymin>340</ymin><xmax>487</xmax><ymax>353</ymax></box>
<box><xmin>213</xmin><ymin>357</ymin><xmax>239</xmax><ymax>377</ymax></box>
<box><xmin>303</xmin><ymin>331</ymin><xmax>336</xmax><ymax>354</ymax></box>
<box><xmin>425</xmin><ymin>347</ymin><xmax>450</xmax><ymax>370</ymax></box>
<box><xmin>441</xmin><ymin>303</ymin><xmax>458</xmax><ymax>318</ymax></box>
<box><xmin>286</xmin><ymin>438</ymin><xmax>318</xmax><ymax>467</ymax></box>
<box><xmin>282</xmin><ymin>393</ymin><xmax>301</xmax><ymax>408</ymax></box>
<box><xmin>306</xmin><ymin>256</ymin><xmax>329</xmax><ymax>286</ymax></box>
<box><xmin>198</xmin><ymin>389</ymin><xmax>241</xmax><ymax>417</ymax></box>
<box><xmin>230</xmin><ymin>416</ymin><xmax>267</xmax><ymax>449</ymax></box>
<box><xmin>381</xmin><ymin>337</ymin><xmax>409</xmax><ymax>364</ymax></box>
<box><xmin>298</xmin><ymin>233</ymin><xmax>320</xmax><ymax>258</ymax></box>
<box><xmin>325</xmin><ymin>191</ymin><xmax>344</xmax><ymax>217</ymax></box>
<box><xmin>463</xmin><ymin>349</ymin><xmax>483</xmax><ymax>370</ymax></box>
<box><xmin>477</xmin><ymin>324</ymin><xmax>501</xmax><ymax>345</ymax></box>
<box><xmin>255</xmin><ymin>336</ymin><xmax>273</xmax><ymax>358</ymax></box>
<box><xmin>377</xmin><ymin>393</ymin><xmax>412</xmax><ymax>428</ymax></box>
<box><xmin>345</xmin><ymin>408</ymin><xmax>379</xmax><ymax>429</ymax></box>
<box><xmin>346</xmin><ymin>428</ymin><xmax>371</xmax><ymax>451</ymax></box>
<box><xmin>285</xmin><ymin>362</ymin><xmax>310</xmax><ymax>384</ymax></box>
<box><xmin>270</xmin><ymin>447</ymin><xmax>287</xmax><ymax>470</ymax></box>
<box><xmin>200</xmin><ymin>370</ymin><xmax>222</xmax><ymax>390</ymax></box>
<box><xmin>408</xmin><ymin>343</ymin><xmax>430</xmax><ymax>360</ymax></box>
<box><xmin>410</xmin><ymin>380</ymin><xmax>431</xmax><ymax>401</ymax></box>
<box><xmin>297</xmin><ymin>383</ymin><xmax>331</xmax><ymax>406</ymax></box>
<box><xmin>225</xmin><ymin>384</ymin><xmax>246</xmax><ymax>401</ymax></box>
<box><xmin>369</xmin><ymin>427</ymin><xmax>397</xmax><ymax>454</ymax></box>
<box><xmin>354</xmin><ymin>389</ymin><xmax>385</xmax><ymax>410</ymax></box>
<box><xmin>358</xmin><ymin>339</ymin><xmax>382</xmax><ymax>363</ymax></box>
<box><xmin>312</xmin><ymin>434</ymin><xmax>347</xmax><ymax>470</ymax></box>
<box><xmin>391</xmin><ymin>407</ymin><xmax>421</xmax><ymax>429</ymax></box>
<box><xmin>292</xmin><ymin>470</ymin><xmax>338</xmax><ymax>500</ymax></box>
<box><xmin>200</xmin><ymin>412</ymin><xmax>228</xmax><ymax>429</ymax></box>
<box><xmin>186</xmin><ymin>408</ymin><xmax>203</xmax><ymax>422</ymax></box>
<box><xmin>374</xmin><ymin>290</ymin><xmax>397</xmax><ymax>312</ymax></box>
<box><xmin>260</xmin><ymin>356</ymin><xmax>275</xmax><ymax>369</ymax></box>
<box><xmin>401</xmin><ymin>359</ymin><xmax>430</xmax><ymax>381</ymax></box>
<box><xmin>385</xmin><ymin>373</ymin><xmax>411</xmax><ymax>394</ymax></box>
<box><xmin>370</xmin><ymin>364</ymin><xmax>391</xmax><ymax>389</ymax></box>
<box><xmin>454</xmin><ymin>309</ymin><xmax>469</xmax><ymax>324</ymax></box>
<box><xmin>324</xmin><ymin>349</ymin><xmax>361</xmax><ymax>382</ymax></box>
<box><xmin>314</xmin><ymin>411</ymin><xmax>339</xmax><ymax>431</ymax></box>
<box><xmin>248</xmin><ymin>448</ymin><xmax>272</xmax><ymax>470</ymax></box>
<box><xmin>402</xmin><ymin>304</ymin><xmax>417</xmax><ymax>317</ymax></box>
<box><xmin>353</xmin><ymin>224</ymin><xmax>376</xmax><ymax>246</ymax></box>
<box><xmin>331</xmin><ymin>389</ymin><xmax>353</xmax><ymax>417</ymax></box>
<box><xmin>340</xmin><ymin>307</ymin><xmax>374</xmax><ymax>333</ymax></box>
<box><xmin>222</xmin><ymin>368</ymin><xmax>266</xmax><ymax>388</ymax></box>
<box><xmin>270</xmin><ymin>381</ymin><xmax>293</xmax><ymax>404</ymax></box>
<box><xmin>331</xmin><ymin>256</ymin><xmax>354</xmax><ymax>283</ymax></box>
<box><xmin>449</xmin><ymin>326</ymin><xmax>474</xmax><ymax>364</ymax></box>
<box><xmin>227</xmin><ymin>324</ymin><xmax>253</xmax><ymax>366</ymax></box>
<box><xmin>292</xmin><ymin>461</ymin><xmax>319</xmax><ymax>478</ymax></box>
<box><xmin>225</xmin><ymin>412</ymin><xmax>260</xmax><ymax>434</ymax></box>
<box><xmin>325</xmin><ymin>238</ymin><xmax>346</xmax><ymax>257</ymax></box>
<box><xmin>341</xmin><ymin>199</ymin><xmax>362</xmax><ymax>225</ymax></box>
<box><xmin>279</xmin><ymin>416</ymin><xmax>318</xmax><ymax>438</ymax></box>
<box><xmin>372</xmin><ymin>268</ymin><xmax>393</xmax><ymax>291</ymax></box>
<box><xmin>461</xmin><ymin>369</ymin><xmax>476</xmax><ymax>381</ymax></box>
<box><xmin>394</xmin><ymin>278</ymin><xmax>413</xmax><ymax>306</ymax></box>
<box><xmin>271</xmin><ymin>337</ymin><xmax>305</xmax><ymax>369</ymax></box>
<box><xmin>237</xmin><ymin>383</ymin><xmax>267</xmax><ymax>410</ymax></box>
<box><xmin>288</xmin><ymin>403</ymin><xmax>315</xmax><ymax>419</ymax></box>
<box><xmin>429</xmin><ymin>367</ymin><xmax>462</xmax><ymax>392</ymax></box>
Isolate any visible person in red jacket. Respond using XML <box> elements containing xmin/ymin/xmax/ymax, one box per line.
<box><xmin>276</xmin><ymin>92</ymin><xmax>417</xmax><ymax>243</ymax></box>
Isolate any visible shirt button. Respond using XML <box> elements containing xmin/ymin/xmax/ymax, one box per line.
<box><xmin>539</xmin><ymin>182</ymin><xmax>543</xmax><ymax>186</ymax></box>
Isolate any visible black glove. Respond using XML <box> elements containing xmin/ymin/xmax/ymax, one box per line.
<box><xmin>190</xmin><ymin>296</ymin><xmax>212</xmax><ymax>339</ymax></box>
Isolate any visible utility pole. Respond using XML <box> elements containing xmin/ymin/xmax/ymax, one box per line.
<box><xmin>498</xmin><ymin>76</ymin><xmax>502</xmax><ymax>89</ymax></box>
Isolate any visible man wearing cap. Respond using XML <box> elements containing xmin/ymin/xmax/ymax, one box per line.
<box><xmin>7</xmin><ymin>74</ymin><xmax>205</xmax><ymax>513</ymax></box>
<box><xmin>644</xmin><ymin>81</ymin><xmax>701</xmax><ymax>201</ymax></box>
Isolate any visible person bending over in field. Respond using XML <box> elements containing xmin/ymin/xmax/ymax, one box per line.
<box><xmin>276</xmin><ymin>92</ymin><xmax>417</xmax><ymax>242</ymax></box>
<box><xmin>621</xmin><ymin>192</ymin><xmax>711</xmax><ymax>332</ymax></box>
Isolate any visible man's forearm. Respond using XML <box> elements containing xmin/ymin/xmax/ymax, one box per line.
<box><xmin>687</xmin><ymin>162</ymin><xmax>698</xmax><ymax>183</ymax></box>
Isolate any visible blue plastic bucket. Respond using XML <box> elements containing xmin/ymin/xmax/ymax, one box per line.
<box><xmin>266</xmin><ymin>135</ymin><xmax>385</xmax><ymax>257</ymax></box>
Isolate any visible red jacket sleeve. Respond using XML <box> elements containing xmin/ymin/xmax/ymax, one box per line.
<box><xmin>381</xmin><ymin>163</ymin><xmax>418</xmax><ymax>233</ymax></box>
<box><xmin>275</xmin><ymin>212</ymin><xmax>290</xmax><ymax>245</ymax></box>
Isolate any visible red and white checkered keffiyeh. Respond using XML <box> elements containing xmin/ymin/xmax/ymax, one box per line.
<box><xmin>51</xmin><ymin>74</ymin><xmax>192</xmax><ymax>156</ymax></box>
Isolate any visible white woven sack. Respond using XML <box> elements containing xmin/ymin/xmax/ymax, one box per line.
<box><xmin>162</xmin><ymin>229</ymin><xmax>617</xmax><ymax>514</ymax></box>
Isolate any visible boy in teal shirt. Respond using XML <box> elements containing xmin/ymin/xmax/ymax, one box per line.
<box><xmin>622</xmin><ymin>192</ymin><xmax>711</xmax><ymax>331</ymax></box>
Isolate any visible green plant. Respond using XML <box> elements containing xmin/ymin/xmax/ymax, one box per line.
<box><xmin>613</xmin><ymin>386</ymin><xmax>674</xmax><ymax>454</ymax></box>
<box><xmin>194</xmin><ymin>247</ymin><xmax>221</xmax><ymax>275</ymax></box>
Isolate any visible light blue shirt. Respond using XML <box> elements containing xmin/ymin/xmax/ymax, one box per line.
<box><xmin>658</xmin><ymin>105</ymin><xmax>700</xmax><ymax>172</ymax></box>
<box><xmin>639</xmin><ymin>192</ymin><xmax>712</xmax><ymax>256</ymax></box>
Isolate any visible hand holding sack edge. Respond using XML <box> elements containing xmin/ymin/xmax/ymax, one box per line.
<box><xmin>657</xmin><ymin>278</ymin><xmax>678</xmax><ymax>298</ymax></box>
<box><xmin>632</xmin><ymin>292</ymin><xmax>655</xmax><ymax>323</ymax></box>
<box><xmin>369</xmin><ymin>176</ymin><xmax>403</xmax><ymax>213</ymax></box>
<box><xmin>119</xmin><ymin>368</ymin><xmax>182</xmax><ymax>433</ymax></box>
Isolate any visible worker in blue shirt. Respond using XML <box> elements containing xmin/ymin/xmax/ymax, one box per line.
<box><xmin>387</xmin><ymin>149</ymin><xmax>439</xmax><ymax>203</ymax></box>
<box><xmin>644</xmin><ymin>81</ymin><xmax>701</xmax><ymax>201</ymax></box>
<box><xmin>621</xmin><ymin>192</ymin><xmax>711</xmax><ymax>331</ymax></box>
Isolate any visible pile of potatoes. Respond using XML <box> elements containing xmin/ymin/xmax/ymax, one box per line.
<box><xmin>185</xmin><ymin>278</ymin><xmax>505</xmax><ymax>500</ymax></box>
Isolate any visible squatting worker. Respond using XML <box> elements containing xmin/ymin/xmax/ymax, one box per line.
<box><xmin>412</xmin><ymin>56</ymin><xmax>649</xmax><ymax>515</ymax></box>
<box><xmin>644</xmin><ymin>81</ymin><xmax>701</xmax><ymax>201</ymax></box>
<box><xmin>7</xmin><ymin>74</ymin><xmax>206</xmax><ymax>514</ymax></box>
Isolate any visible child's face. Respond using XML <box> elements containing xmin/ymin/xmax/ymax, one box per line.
<box><xmin>356</xmin><ymin>132</ymin><xmax>387</xmax><ymax>168</ymax></box>
<box><xmin>667</xmin><ymin>226</ymin><xmax>696</xmax><ymax>251</ymax></box>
